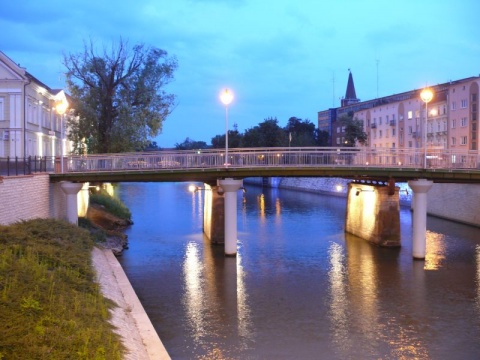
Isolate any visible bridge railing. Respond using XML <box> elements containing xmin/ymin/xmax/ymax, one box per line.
<box><xmin>0</xmin><ymin>156</ymin><xmax>54</xmax><ymax>176</ymax></box>
<box><xmin>60</xmin><ymin>147</ymin><xmax>480</xmax><ymax>173</ymax></box>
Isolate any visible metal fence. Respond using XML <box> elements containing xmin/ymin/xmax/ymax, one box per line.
<box><xmin>61</xmin><ymin>147</ymin><xmax>480</xmax><ymax>173</ymax></box>
<box><xmin>0</xmin><ymin>156</ymin><xmax>54</xmax><ymax>176</ymax></box>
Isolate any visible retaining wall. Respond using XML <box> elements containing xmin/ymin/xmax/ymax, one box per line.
<box><xmin>0</xmin><ymin>174</ymin><xmax>67</xmax><ymax>225</ymax></box>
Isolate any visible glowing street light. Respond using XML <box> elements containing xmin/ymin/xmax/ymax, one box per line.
<box><xmin>55</xmin><ymin>91</ymin><xmax>69</xmax><ymax>173</ymax></box>
<box><xmin>220</xmin><ymin>88</ymin><xmax>234</xmax><ymax>166</ymax></box>
<box><xmin>420</xmin><ymin>88</ymin><xmax>433</xmax><ymax>168</ymax></box>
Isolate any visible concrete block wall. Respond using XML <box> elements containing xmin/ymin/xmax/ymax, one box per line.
<box><xmin>428</xmin><ymin>183</ymin><xmax>480</xmax><ymax>227</ymax></box>
<box><xmin>0</xmin><ymin>174</ymin><xmax>51</xmax><ymax>225</ymax></box>
<box><xmin>0</xmin><ymin>174</ymin><xmax>70</xmax><ymax>225</ymax></box>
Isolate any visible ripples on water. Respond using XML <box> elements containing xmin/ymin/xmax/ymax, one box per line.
<box><xmin>117</xmin><ymin>182</ymin><xmax>480</xmax><ymax>360</ymax></box>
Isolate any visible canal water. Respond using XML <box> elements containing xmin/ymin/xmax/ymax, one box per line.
<box><xmin>116</xmin><ymin>182</ymin><xmax>480</xmax><ymax>360</ymax></box>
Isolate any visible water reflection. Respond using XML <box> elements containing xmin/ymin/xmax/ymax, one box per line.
<box><xmin>117</xmin><ymin>182</ymin><xmax>480</xmax><ymax>359</ymax></box>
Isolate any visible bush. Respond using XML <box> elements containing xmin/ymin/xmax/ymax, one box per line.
<box><xmin>90</xmin><ymin>190</ymin><xmax>131</xmax><ymax>221</ymax></box>
<box><xmin>0</xmin><ymin>219</ymin><xmax>124</xmax><ymax>359</ymax></box>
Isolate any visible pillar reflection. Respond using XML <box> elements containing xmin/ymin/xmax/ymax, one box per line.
<box><xmin>182</xmin><ymin>236</ymin><xmax>253</xmax><ymax>356</ymax></box>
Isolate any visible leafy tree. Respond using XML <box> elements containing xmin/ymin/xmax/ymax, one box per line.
<box><xmin>64</xmin><ymin>38</ymin><xmax>178</xmax><ymax>153</ymax></box>
<box><xmin>314</xmin><ymin>129</ymin><xmax>329</xmax><ymax>146</ymax></box>
<box><xmin>243</xmin><ymin>117</ymin><xmax>286</xmax><ymax>147</ymax></box>
<box><xmin>284</xmin><ymin>117</ymin><xmax>316</xmax><ymax>146</ymax></box>
<box><xmin>211</xmin><ymin>123</ymin><xmax>243</xmax><ymax>149</ymax></box>
<box><xmin>338</xmin><ymin>114</ymin><xmax>368</xmax><ymax>147</ymax></box>
<box><xmin>174</xmin><ymin>137</ymin><xmax>208</xmax><ymax>150</ymax></box>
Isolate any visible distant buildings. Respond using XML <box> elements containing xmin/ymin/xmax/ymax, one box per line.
<box><xmin>318</xmin><ymin>71</ymin><xmax>479</xmax><ymax>152</ymax></box>
<box><xmin>0</xmin><ymin>51</ymin><xmax>72</xmax><ymax>158</ymax></box>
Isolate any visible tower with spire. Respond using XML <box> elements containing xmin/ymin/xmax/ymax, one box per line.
<box><xmin>341</xmin><ymin>69</ymin><xmax>360</xmax><ymax>107</ymax></box>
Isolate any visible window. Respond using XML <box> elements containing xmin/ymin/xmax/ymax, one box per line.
<box><xmin>472</xmin><ymin>93</ymin><xmax>477</xmax><ymax>102</ymax></box>
<box><xmin>461</xmin><ymin>117</ymin><xmax>467</xmax><ymax>127</ymax></box>
<box><xmin>451</xmin><ymin>119</ymin><xmax>456</xmax><ymax>128</ymax></box>
<box><xmin>461</xmin><ymin>136</ymin><xmax>467</xmax><ymax>145</ymax></box>
<box><xmin>392</xmin><ymin>128</ymin><xmax>396</xmax><ymax>136</ymax></box>
<box><xmin>379</xmin><ymin>117</ymin><xmax>382</xmax><ymax>125</ymax></box>
<box><xmin>407</xmin><ymin>111</ymin><xmax>413</xmax><ymax>120</ymax></box>
<box><xmin>336</xmin><ymin>138</ymin><xmax>340</xmax><ymax>145</ymax></box>
<box><xmin>451</xmin><ymin>137</ymin><xmax>456</xmax><ymax>145</ymax></box>
<box><xmin>408</xmin><ymin>126</ymin><xmax>413</xmax><ymax>134</ymax></box>
<box><xmin>386</xmin><ymin>129</ymin><xmax>389</xmax><ymax>138</ymax></box>
<box><xmin>452</xmin><ymin>101</ymin><xmax>456</xmax><ymax>110</ymax></box>
<box><xmin>392</xmin><ymin>142</ymin><xmax>396</xmax><ymax>148</ymax></box>
<box><xmin>461</xmin><ymin>99</ymin><xmax>467</xmax><ymax>108</ymax></box>
<box><xmin>0</xmin><ymin>98</ymin><xmax>4</xmax><ymax>120</ymax></box>
<box><xmin>379</xmin><ymin>130</ymin><xmax>383</xmax><ymax>138</ymax></box>
<box><xmin>408</xmin><ymin>141</ymin><xmax>413</xmax><ymax>148</ymax></box>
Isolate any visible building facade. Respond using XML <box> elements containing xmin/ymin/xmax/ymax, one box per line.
<box><xmin>0</xmin><ymin>51</ymin><xmax>71</xmax><ymax>159</ymax></box>
<box><xmin>318</xmin><ymin>72</ymin><xmax>480</xmax><ymax>154</ymax></box>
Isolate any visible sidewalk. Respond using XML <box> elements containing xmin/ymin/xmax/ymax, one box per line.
<box><xmin>91</xmin><ymin>247</ymin><xmax>171</xmax><ymax>360</ymax></box>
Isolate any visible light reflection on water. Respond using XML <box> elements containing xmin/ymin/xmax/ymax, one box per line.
<box><xmin>117</xmin><ymin>182</ymin><xmax>480</xmax><ymax>360</ymax></box>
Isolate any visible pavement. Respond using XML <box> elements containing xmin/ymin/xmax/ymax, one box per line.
<box><xmin>91</xmin><ymin>247</ymin><xmax>171</xmax><ymax>360</ymax></box>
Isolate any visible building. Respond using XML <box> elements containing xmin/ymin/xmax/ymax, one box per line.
<box><xmin>318</xmin><ymin>72</ymin><xmax>480</xmax><ymax>153</ymax></box>
<box><xmin>0</xmin><ymin>51</ymin><xmax>71</xmax><ymax>159</ymax></box>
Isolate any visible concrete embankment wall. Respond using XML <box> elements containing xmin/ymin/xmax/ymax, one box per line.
<box><xmin>246</xmin><ymin>177</ymin><xmax>480</xmax><ymax>227</ymax></box>
<box><xmin>0</xmin><ymin>174</ymin><xmax>67</xmax><ymax>225</ymax></box>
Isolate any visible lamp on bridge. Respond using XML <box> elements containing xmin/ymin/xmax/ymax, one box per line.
<box><xmin>420</xmin><ymin>88</ymin><xmax>434</xmax><ymax>169</ymax></box>
<box><xmin>220</xmin><ymin>88</ymin><xmax>234</xmax><ymax>166</ymax></box>
<box><xmin>54</xmin><ymin>91</ymin><xmax>69</xmax><ymax>174</ymax></box>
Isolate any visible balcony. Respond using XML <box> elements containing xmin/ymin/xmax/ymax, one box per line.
<box><xmin>389</xmin><ymin>120</ymin><xmax>396</xmax><ymax>126</ymax></box>
<box><xmin>370</xmin><ymin>123</ymin><xmax>377</xmax><ymax>129</ymax></box>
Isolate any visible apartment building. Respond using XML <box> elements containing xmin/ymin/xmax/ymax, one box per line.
<box><xmin>0</xmin><ymin>51</ymin><xmax>71</xmax><ymax>159</ymax></box>
<box><xmin>319</xmin><ymin>73</ymin><xmax>480</xmax><ymax>152</ymax></box>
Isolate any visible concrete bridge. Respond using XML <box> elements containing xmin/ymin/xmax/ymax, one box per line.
<box><xmin>7</xmin><ymin>147</ymin><xmax>480</xmax><ymax>261</ymax></box>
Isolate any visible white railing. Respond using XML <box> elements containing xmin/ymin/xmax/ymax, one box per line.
<box><xmin>62</xmin><ymin>147</ymin><xmax>480</xmax><ymax>173</ymax></box>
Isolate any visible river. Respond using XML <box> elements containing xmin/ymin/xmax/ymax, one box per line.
<box><xmin>116</xmin><ymin>181</ymin><xmax>480</xmax><ymax>360</ymax></box>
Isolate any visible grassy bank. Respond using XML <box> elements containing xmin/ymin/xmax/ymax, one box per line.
<box><xmin>0</xmin><ymin>219</ymin><xmax>124</xmax><ymax>359</ymax></box>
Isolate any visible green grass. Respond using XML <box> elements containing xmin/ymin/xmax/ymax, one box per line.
<box><xmin>89</xmin><ymin>191</ymin><xmax>132</xmax><ymax>221</ymax></box>
<box><xmin>0</xmin><ymin>219</ymin><xmax>124</xmax><ymax>359</ymax></box>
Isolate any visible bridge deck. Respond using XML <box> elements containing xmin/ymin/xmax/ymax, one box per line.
<box><xmin>46</xmin><ymin>147</ymin><xmax>480</xmax><ymax>184</ymax></box>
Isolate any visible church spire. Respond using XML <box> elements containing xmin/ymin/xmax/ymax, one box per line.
<box><xmin>341</xmin><ymin>69</ymin><xmax>360</xmax><ymax>107</ymax></box>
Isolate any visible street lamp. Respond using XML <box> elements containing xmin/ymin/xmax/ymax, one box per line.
<box><xmin>420</xmin><ymin>88</ymin><xmax>433</xmax><ymax>168</ymax></box>
<box><xmin>220</xmin><ymin>88</ymin><xmax>234</xmax><ymax>166</ymax></box>
<box><xmin>55</xmin><ymin>92</ymin><xmax>69</xmax><ymax>173</ymax></box>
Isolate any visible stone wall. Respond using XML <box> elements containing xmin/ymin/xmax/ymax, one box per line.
<box><xmin>0</xmin><ymin>174</ymin><xmax>70</xmax><ymax>225</ymax></box>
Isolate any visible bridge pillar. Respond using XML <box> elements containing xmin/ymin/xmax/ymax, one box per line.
<box><xmin>218</xmin><ymin>178</ymin><xmax>243</xmax><ymax>256</ymax></box>
<box><xmin>408</xmin><ymin>179</ymin><xmax>433</xmax><ymax>260</ymax></box>
<box><xmin>345</xmin><ymin>182</ymin><xmax>400</xmax><ymax>246</ymax></box>
<box><xmin>203</xmin><ymin>182</ymin><xmax>225</xmax><ymax>244</ymax></box>
<box><xmin>60</xmin><ymin>181</ymin><xmax>83</xmax><ymax>225</ymax></box>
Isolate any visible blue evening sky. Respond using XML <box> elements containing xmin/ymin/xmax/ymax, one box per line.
<box><xmin>1</xmin><ymin>0</ymin><xmax>479</xmax><ymax>148</ymax></box>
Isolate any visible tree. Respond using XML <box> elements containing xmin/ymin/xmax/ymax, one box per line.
<box><xmin>338</xmin><ymin>114</ymin><xmax>368</xmax><ymax>147</ymax></box>
<box><xmin>314</xmin><ymin>129</ymin><xmax>329</xmax><ymax>146</ymax></box>
<box><xmin>242</xmin><ymin>117</ymin><xmax>286</xmax><ymax>147</ymax></box>
<box><xmin>174</xmin><ymin>137</ymin><xmax>208</xmax><ymax>150</ymax></box>
<box><xmin>284</xmin><ymin>117</ymin><xmax>316</xmax><ymax>146</ymax></box>
<box><xmin>211</xmin><ymin>123</ymin><xmax>243</xmax><ymax>149</ymax></box>
<box><xmin>64</xmin><ymin>38</ymin><xmax>178</xmax><ymax>153</ymax></box>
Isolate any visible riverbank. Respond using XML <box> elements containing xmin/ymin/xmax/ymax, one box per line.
<box><xmin>92</xmin><ymin>247</ymin><xmax>171</xmax><ymax>360</ymax></box>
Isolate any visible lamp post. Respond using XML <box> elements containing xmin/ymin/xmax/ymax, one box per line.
<box><xmin>220</xmin><ymin>88</ymin><xmax>234</xmax><ymax>166</ymax></box>
<box><xmin>55</xmin><ymin>95</ymin><xmax>69</xmax><ymax>173</ymax></box>
<box><xmin>420</xmin><ymin>88</ymin><xmax>433</xmax><ymax>169</ymax></box>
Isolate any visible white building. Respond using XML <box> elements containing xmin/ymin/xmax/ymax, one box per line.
<box><xmin>0</xmin><ymin>51</ymin><xmax>72</xmax><ymax>159</ymax></box>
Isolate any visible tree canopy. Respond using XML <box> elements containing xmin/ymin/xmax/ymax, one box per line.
<box><xmin>64</xmin><ymin>38</ymin><xmax>177</xmax><ymax>153</ymax></box>
<box><xmin>174</xmin><ymin>137</ymin><xmax>208</xmax><ymax>150</ymax></box>
<box><xmin>338</xmin><ymin>114</ymin><xmax>368</xmax><ymax>147</ymax></box>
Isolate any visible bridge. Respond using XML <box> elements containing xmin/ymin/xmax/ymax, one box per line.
<box><xmin>46</xmin><ymin>147</ymin><xmax>480</xmax><ymax>183</ymax></box>
<box><xmin>6</xmin><ymin>147</ymin><xmax>478</xmax><ymax>261</ymax></box>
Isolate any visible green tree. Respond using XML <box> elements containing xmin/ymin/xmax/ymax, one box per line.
<box><xmin>174</xmin><ymin>137</ymin><xmax>208</xmax><ymax>150</ymax></box>
<box><xmin>211</xmin><ymin>123</ymin><xmax>243</xmax><ymax>149</ymax></box>
<box><xmin>314</xmin><ymin>129</ymin><xmax>329</xmax><ymax>146</ymax></box>
<box><xmin>64</xmin><ymin>38</ymin><xmax>178</xmax><ymax>153</ymax></box>
<box><xmin>338</xmin><ymin>114</ymin><xmax>368</xmax><ymax>147</ymax></box>
<box><xmin>284</xmin><ymin>117</ymin><xmax>316</xmax><ymax>146</ymax></box>
<box><xmin>242</xmin><ymin>117</ymin><xmax>286</xmax><ymax>147</ymax></box>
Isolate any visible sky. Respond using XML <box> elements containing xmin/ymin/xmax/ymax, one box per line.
<box><xmin>1</xmin><ymin>0</ymin><xmax>480</xmax><ymax>148</ymax></box>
